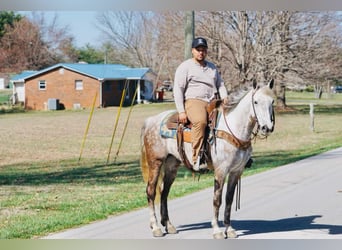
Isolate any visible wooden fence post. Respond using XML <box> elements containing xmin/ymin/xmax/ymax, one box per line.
<box><xmin>309</xmin><ymin>103</ymin><xmax>315</xmax><ymax>132</ymax></box>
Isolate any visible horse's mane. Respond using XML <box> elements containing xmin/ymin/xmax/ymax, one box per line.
<box><xmin>228</xmin><ymin>87</ymin><xmax>251</xmax><ymax>106</ymax></box>
<box><xmin>226</xmin><ymin>80</ymin><xmax>273</xmax><ymax>107</ymax></box>
<box><xmin>219</xmin><ymin>87</ymin><xmax>249</xmax><ymax>115</ymax></box>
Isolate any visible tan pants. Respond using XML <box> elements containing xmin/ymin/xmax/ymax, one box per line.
<box><xmin>185</xmin><ymin>99</ymin><xmax>209</xmax><ymax>164</ymax></box>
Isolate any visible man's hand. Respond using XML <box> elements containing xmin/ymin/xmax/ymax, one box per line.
<box><xmin>223</xmin><ymin>97</ymin><xmax>229</xmax><ymax>106</ymax></box>
<box><xmin>178</xmin><ymin>112</ymin><xmax>188</xmax><ymax>124</ymax></box>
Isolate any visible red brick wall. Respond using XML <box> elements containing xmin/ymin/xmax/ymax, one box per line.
<box><xmin>25</xmin><ymin>67</ymin><xmax>100</xmax><ymax>110</ymax></box>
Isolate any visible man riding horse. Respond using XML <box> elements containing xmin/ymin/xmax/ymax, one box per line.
<box><xmin>173</xmin><ymin>37</ymin><xmax>229</xmax><ymax>172</ymax></box>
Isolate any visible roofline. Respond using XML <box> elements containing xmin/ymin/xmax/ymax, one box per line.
<box><xmin>22</xmin><ymin>63</ymin><xmax>102</xmax><ymax>81</ymax></box>
<box><xmin>22</xmin><ymin>63</ymin><xmax>151</xmax><ymax>81</ymax></box>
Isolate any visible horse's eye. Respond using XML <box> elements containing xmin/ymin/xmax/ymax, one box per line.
<box><xmin>254</xmin><ymin>101</ymin><xmax>258</xmax><ymax>104</ymax></box>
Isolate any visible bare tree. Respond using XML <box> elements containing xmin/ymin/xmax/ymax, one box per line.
<box><xmin>93</xmin><ymin>10</ymin><xmax>342</xmax><ymax>100</ymax></box>
<box><xmin>96</xmin><ymin>11</ymin><xmax>185</xmax><ymax>83</ymax></box>
<box><xmin>96</xmin><ymin>11</ymin><xmax>160</xmax><ymax>68</ymax></box>
<box><xmin>0</xmin><ymin>17</ymin><xmax>51</xmax><ymax>71</ymax></box>
<box><xmin>197</xmin><ymin>11</ymin><xmax>256</xmax><ymax>91</ymax></box>
<box><xmin>272</xmin><ymin>11</ymin><xmax>293</xmax><ymax>108</ymax></box>
<box><xmin>28</xmin><ymin>12</ymin><xmax>78</xmax><ymax>63</ymax></box>
<box><xmin>0</xmin><ymin>12</ymin><xmax>78</xmax><ymax>72</ymax></box>
<box><xmin>291</xmin><ymin>12</ymin><xmax>342</xmax><ymax>97</ymax></box>
<box><xmin>154</xmin><ymin>11</ymin><xmax>184</xmax><ymax>81</ymax></box>
<box><xmin>251</xmin><ymin>11</ymin><xmax>277</xmax><ymax>82</ymax></box>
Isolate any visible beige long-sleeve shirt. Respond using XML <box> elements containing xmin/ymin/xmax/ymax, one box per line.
<box><xmin>173</xmin><ymin>58</ymin><xmax>228</xmax><ymax>113</ymax></box>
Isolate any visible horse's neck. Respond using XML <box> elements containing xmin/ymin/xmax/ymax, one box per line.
<box><xmin>218</xmin><ymin>91</ymin><xmax>256</xmax><ymax>140</ymax></box>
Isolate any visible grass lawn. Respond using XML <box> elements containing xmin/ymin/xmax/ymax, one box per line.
<box><xmin>1</xmin><ymin>91</ymin><xmax>342</xmax><ymax>238</ymax></box>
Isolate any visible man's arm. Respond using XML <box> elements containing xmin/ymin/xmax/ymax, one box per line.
<box><xmin>173</xmin><ymin>63</ymin><xmax>187</xmax><ymax>114</ymax></box>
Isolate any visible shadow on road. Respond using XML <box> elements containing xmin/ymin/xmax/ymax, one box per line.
<box><xmin>177</xmin><ymin>215</ymin><xmax>342</xmax><ymax>236</ymax></box>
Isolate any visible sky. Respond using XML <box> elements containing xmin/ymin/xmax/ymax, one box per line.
<box><xmin>20</xmin><ymin>11</ymin><xmax>103</xmax><ymax>48</ymax></box>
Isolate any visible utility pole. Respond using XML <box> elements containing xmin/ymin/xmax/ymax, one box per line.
<box><xmin>184</xmin><ymin>11</ymin><xmax>195</xmax><ymax>60</ymax></box>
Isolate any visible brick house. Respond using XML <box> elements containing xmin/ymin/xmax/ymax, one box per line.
<box><xmin>11</xmin><ymin>63</ymin><xmax>156</xmax><ymax>110</ymax></box>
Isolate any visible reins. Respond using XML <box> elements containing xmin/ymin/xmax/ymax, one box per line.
<box><xmin>250</xmin><ymin>88</ymin><xmax>275</xmax><ymax>142</ymax></box>
<box><xmin>217</xmin><ymin>89</ymin><xmax>262</xmax><ymax>150</ymax></box>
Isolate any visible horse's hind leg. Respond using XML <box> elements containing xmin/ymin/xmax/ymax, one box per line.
<box><xmin>144</xmin><ymin>154</ymin><xmax>164</xmax><ymax>237</ymax></box>
<box><xmin>160</xmin><ymin>155</ymin><xmax>180</xmax><ymax>234</ymax></box>
<box><xmin>223</xmin><ymin>172</ymin><xmax>241</xmax><ymax>238</ymax></box>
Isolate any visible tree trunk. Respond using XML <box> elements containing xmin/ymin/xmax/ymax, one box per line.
<box><xmin>276</xmin><ymin>79</ymin><xmax>286</xmax><ymax>109</ymax></box>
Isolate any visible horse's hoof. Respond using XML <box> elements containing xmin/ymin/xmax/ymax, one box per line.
<box><xmin>213</xmin><ymin>232</ymin><xmax>225</xmax><ymax>239</ymax></box>
<box><xmin>166</xmin><ymin>225</ymin><xmax>178</xmax><ymax>234</ymax></box>
<box><xmin>226</xmin><ymin>228</ymin><xmax>237</xmax><ymax>238</ymax></box>
<box><xmin>152</xmin><ymin>228</ymin><xmax>164</xmax><ymax>237</ymax></box>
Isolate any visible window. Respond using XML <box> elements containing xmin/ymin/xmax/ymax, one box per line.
<box><xmin>75</xmin><ymin>80</ymin><xmax>83</xmax><ymax>90</ymax></box>
<box><xmin>38</xmin><ymin>80</ymin><xmax>46</xmax><ymax>90</ymax></box>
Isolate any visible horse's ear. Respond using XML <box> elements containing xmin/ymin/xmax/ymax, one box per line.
<box><xmin>252</xmin><ymin>79</ymin><xmax>257</xmax><ymax>89</ymax></box>
<box><xmin>268</xmin><ymin>79</ymin><xmax>274</xmax><ymax>89</ymax></box>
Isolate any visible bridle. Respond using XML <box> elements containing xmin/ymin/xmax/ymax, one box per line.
<box><xmin>220</xmin><ymin>87</ymin><xmax>274</xmax><ymax>147</ymax></box>
<box><xmin>250</xmin><ymin>88</ymin><xmax>275</xmax><ymax>141</ymax></box>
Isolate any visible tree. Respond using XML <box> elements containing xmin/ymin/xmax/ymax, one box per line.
<box><xmin>93</xmin><ymin>10</ymin><xmax>342</xmax><ymax>100</ymax></box>
<box><xmin>153</xmin><ymin>11</ymin><xmax>184</xmax><ymax>81</ymax></box>
<box><xmin>272</xmin><ymin>11</ymin><xmax>293</xmax><ymax>108</ymax></box>
<box><xmin>291</xmin><ymin>12</ymin><xmax>342</xmax><ymax>97</ymax></box>
<box><xmin>96</xmin><ymin>11</ymin><xmax>185</xmax><ymax>83</ymax></box>
<box><xmin>27</xmin><ymin>12</ymin><xmax>78</xmax><ymax>63</ymax></box>
<box><xmin>0</xmin><ymin>11</ymin><xmax>21</xmax><ymax>37</ymax></box>
<box><xmin>196</xmin><ymin>11</ymin><xmax>256</xmax><ymax>91</ymax></box>
<box><xmin>0</xmin><ymin>12</ymin><xmax>78</xmax><ymax>72</ymax></box>
<box><xmin>0</xmin><ymin>17</ymin><xmax>51</xmax><ymax>72</ymax></box>
<box><xmin>77</xmin><ymin>44</ymin><xmax>105</xmax><ymax>64</ymax></box>
<box><xmin>96</xmin><ymin>11</ymin><xmax>159</xmax><ymax>68</ymax></box>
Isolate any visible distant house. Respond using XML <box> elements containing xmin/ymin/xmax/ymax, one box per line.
<box><xmin>11</xmin><ymin>70</ymin><xmax>38</xmax><ymax>104</ymax></box>
<box><xmin>10</xmin><ymin>63</ymin><xmax>156</xmax><ymax>110</ymax></box>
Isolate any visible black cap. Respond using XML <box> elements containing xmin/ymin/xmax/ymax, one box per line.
<box><xmin>192</xmin><ymin>37</ymin><xmax>208</xmax><ymax>48</ymax></box>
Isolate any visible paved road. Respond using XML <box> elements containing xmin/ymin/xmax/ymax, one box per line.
<box><xmin>43</xmin><ymin>147</ymin><xmax>342</xmax><ymax>239</ymax></box>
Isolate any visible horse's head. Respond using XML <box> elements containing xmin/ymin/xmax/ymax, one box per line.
<box><xmin>251</xmin><ymin>79</ymin><xmax>275</xmax><ymax>136</ymax></box>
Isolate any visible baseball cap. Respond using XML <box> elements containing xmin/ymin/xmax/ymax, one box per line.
<box><xmin>192</xmin><ymin>37</ymin><xmax>208</xmax><ymax>48</ymax></box>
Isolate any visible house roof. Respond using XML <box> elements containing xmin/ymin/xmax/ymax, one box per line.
<box><xmin>11</xmin><ymin>70</ymin><xmax>38</xmax><ymax>82</ymax></box>
<box><xmin>11</xmin><ymin>63</ymin><xmax>152</xmax><ymax>81</ymax></box>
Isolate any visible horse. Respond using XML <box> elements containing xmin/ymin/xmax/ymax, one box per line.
<box><xmin>140</xmin><ymin>79</ymin><xmax>275</xmax><ymax>239</ymax></box>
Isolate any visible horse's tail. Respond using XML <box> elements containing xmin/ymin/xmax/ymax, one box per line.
<box><xmin>140</xmin><ymin>142</ymin><xmax>149</xmax><ymax>183</ymax></box>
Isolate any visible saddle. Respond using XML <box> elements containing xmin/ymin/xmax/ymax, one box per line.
<box><xmin>166</xmin><ymin>99</ymin><xmax>223</xmax><ymax>172</ymax></box>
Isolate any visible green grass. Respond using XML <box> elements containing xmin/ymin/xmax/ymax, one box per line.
<box><xmin>1</xmin><ymin>137</ymin><xmax>341</xmax><ymax>239</ymax></box>
<box><xmin>0</xmin><ymin>89</ymin><xmax>11</xmax><ymax>103</ymax></box>
<box><xmin>1</xmin><ymin>91</ymin><xmax>342</xmax><ymax>238</ymax></box>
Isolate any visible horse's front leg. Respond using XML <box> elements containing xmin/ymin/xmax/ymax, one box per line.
<box><xmin>211</xmin><ymin>174</ymin><xmax>226</xmax><ymax>239</ymax></box>
<box><xmin>223</xmin><ymin>172</ymin><xmax>241</xmax><ymax>238</ymax></box>
<box><xmin>160</xmin><ymin>156</ymin><xmax>180</xmax><ymax>234</ymax></box>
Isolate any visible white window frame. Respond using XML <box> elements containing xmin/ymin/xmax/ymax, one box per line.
<box><xmin>38</xmin><ymin>80</ymin><xmax>46</xmax><ymax>90</ymax></box>
<box><xmin>75</xmin><ymin>80</ymin><xmax>83</xmax><ymax>90</ymax></box>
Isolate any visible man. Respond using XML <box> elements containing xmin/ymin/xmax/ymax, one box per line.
<box><xmin>173</xmin><ymin>37</ymin><xmax>229</xmax><ymax>171</ymax></box>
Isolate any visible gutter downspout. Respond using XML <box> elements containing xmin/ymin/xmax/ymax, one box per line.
<box><xmin>99</xmin><ymin>79</ymin><xmax>103</xmax><ymax>107</ymax></box>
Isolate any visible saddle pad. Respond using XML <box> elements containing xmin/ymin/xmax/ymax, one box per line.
<box><xmin>160</xmin><ymin>112</ymin><xmax>192</xmax><ymax>142</ymax></box>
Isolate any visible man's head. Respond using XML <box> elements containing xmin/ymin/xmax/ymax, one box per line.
<box><xmin>192</xmin><ymin>37</ymin><xmax>208</xmax><ymax>62</ymax></box>
<box><xmin>192</xmin><ymin>37</ymin><xmax>208</xmax><ymax>49</ymax></box>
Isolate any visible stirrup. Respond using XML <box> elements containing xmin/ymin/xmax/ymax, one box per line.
<box><xmin>193</xmin><ymin>156</ymin><xmax>208</xmax><ymax>172</ymax></box>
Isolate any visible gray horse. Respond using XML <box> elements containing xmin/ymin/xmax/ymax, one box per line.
<box><xmin>141</xmin><ymin>79</ymin><xmax>275</xmax><ymax>239</ymax></box>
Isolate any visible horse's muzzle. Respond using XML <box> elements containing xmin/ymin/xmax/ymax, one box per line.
<box><xmin>261</xmin><ymin>124</ymin><xmax>274</xmax><ymax>135</ymax></box>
